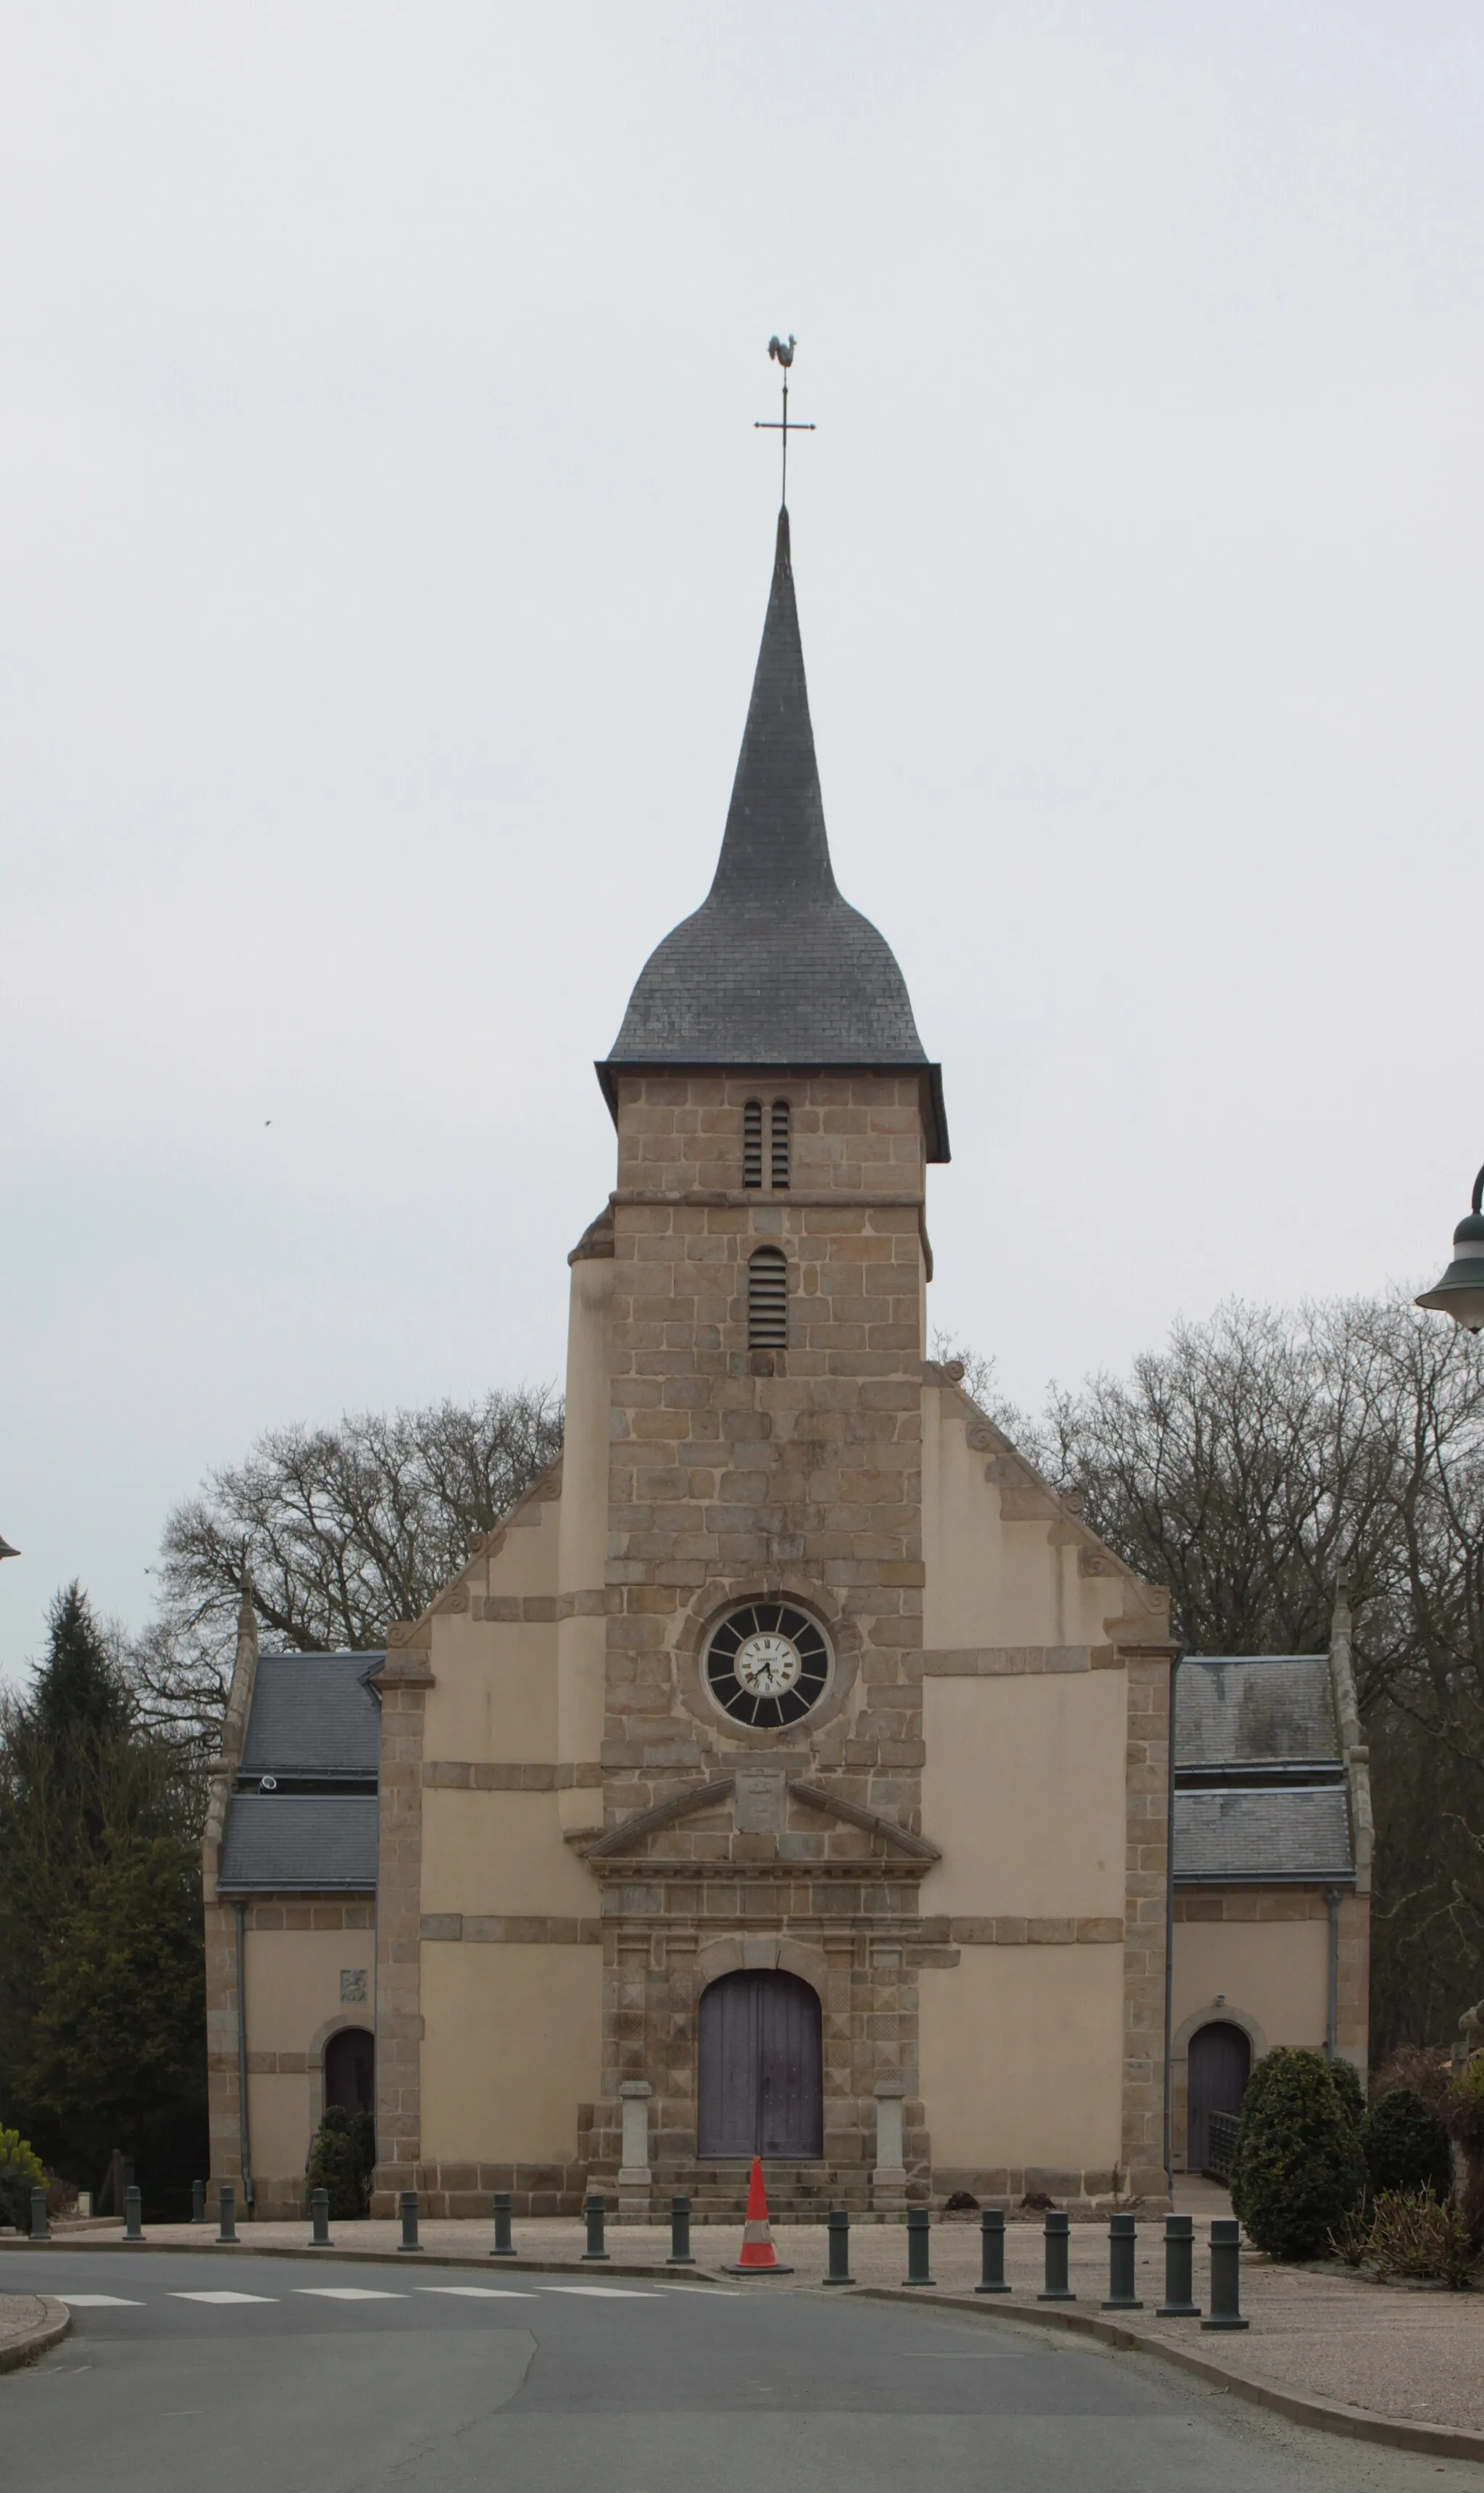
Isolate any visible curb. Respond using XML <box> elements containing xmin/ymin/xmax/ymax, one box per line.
<box><xmin>854</xmin><ymin>2287</ymin><xmax>1484</xmax><ymax>2466</ymax></box>
<box><xmin>0</xmin><ymin>2297</ymin><xmax>72</xmax><ymax>2376</ymax></box>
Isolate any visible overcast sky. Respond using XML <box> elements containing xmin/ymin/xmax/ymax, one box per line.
<box><xmin>3</xmin><ymin>2</ymin><xmax>1482</xmax><ymax>1684</ymax></box>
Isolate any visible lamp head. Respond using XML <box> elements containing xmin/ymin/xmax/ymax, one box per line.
<box><xmin>1417</xmin><ymin>1167</ymin><xmax>1484</xmax><ymax>1331</ymax></box>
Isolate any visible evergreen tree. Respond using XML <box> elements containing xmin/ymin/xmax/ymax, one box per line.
<box><xmin>20</xmin><ymin>1834</ymin><xmax>206</xmax><ymax>2186</ymax></box>
<box><xmin>0</xmin><ymin>1584</ymin><xmax>206</xmax><ymax>2204</ymax></box>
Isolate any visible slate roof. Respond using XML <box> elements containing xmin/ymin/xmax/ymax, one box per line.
<box><xmin>217</xmin><ymin>1793</ymin><xmax>380</xmax><ymax>1892</ymax></box>
<box><xmin>602</xmin><ymin>509</ymin><xmax>949</xmax><ymax>1161</ymax></box>
<box><xmin>240</xmin><ymin>1652</ymin><xmax>382</xmax><ymax>1779</ymax></box>
<box><xmin>1173</xmin><ymin>1787</ymin><xmax>1354</xmax><ymax>1884</ymax></box>
<box><xmin>1175</xmin><ymin>1656</ymin><xmax>1340</xmax><ymax>1770</ymax></box>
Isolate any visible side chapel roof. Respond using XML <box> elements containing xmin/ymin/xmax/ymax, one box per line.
<box><xmin>1172</xmin><ymin>1652</ymin><xmax>1354</xmax><ymax>1885</ymax></box>
<box><xmin>601</xmin><ymin>507</ymin><xmax>949</xmax><ymax>1160</ymax></box>
<box><xmin>217</xmin><ymin>1649</ymin><xmax>381</xmax><ymax>1894</ymax></box>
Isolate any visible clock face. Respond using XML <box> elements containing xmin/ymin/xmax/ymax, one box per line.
<box><xmin>704</xmin><ymin>1602</ymin><xmax>831</xmax><ymax>1728</ymax></box>
<box><xmin>734</xmin><ymin>1633</ymin><xmax>801</xmax><ymax>1697</ymax></box>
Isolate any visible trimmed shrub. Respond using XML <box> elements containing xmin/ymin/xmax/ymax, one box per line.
<box><xmin>1327</xmin><ymin>2056</ymin><xmax>1366</xmax><ymax>2128</ymax></box>
<box><xmin>0</xmin><ymin>2127</ymin><xmax>46</xmax><ymax>2231</ymax></box>
<box><xmin>305</xmin><ymin>2105</ymin><xmax>374</xmax><ymax>2220</ymax></box>
<box><xmin>1230</xmin><ymin>2047</ymin><xmax>1367</xmax><ymax>2260</ymax></box>
<box><xmin>1361</xmin><ymin>2087</ymin><xmax>1453</xmax><ymax>2200</ymax></box>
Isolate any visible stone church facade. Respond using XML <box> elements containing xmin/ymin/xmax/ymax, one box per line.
<box><xmin>201</xmin><ymin>504</ymin><xmax>1368</xmax><ymax>2219</ymax></box>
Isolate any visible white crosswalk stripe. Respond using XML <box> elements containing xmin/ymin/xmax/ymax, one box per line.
<box><xmin>416</xmin><ymin>2286</ymin><xmax>537</xmax><ymax>2298</ymax></box>
<box><xmin>540</xmin><ymin>2286</ymin><xmax>659</xmax><ymax>2298</ymax></box>
<box><xmin>296</xmin><ymin>2287</ymin><xmax>407</xmax><ymax>2300</ymax></box>
<box><xmin>57</xmin><ymin>2295</ymin><xmax>143</xmax><ymax>2308</ymax></box>
<box><xmin>169</xmin><ymin>2291</ymin><xmax>278</xmax><ymax>2305</ymax></box>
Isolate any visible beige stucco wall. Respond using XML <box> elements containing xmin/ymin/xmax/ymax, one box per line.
<box><xmin>920</xmin><ymin>1676</ymin><xmax>1127</xmax><ymax>1920</ymax></box>
<box><xmin>245</xmin><ymin>1925</ymin><xmax>371</xmax><ymax>2052</ymax></box>
<box><xmin>920</xmin><ymin>1944</ymin><xmax>1125</xmax><ymax>2172</ymax></box>
<box><xmin>422</xmin><ymin>1618</ymin><xmax>559</xmax><ymax>1760</ymax></box>
<box><xmin>249</xmin><ymin>2074</ymin><xmax>317</xmax><ymax>2194</ymax></box>
<box><xmin>480</xmin><ymin>1488</ymin><xmax>562</xmax><ymax>1597</ymax></box>
<box><xmin>922</xmin><ymin>1386</ymin><xmax>1137</xmax><ymax>1653</ymax></box>
<box><xmin>1173</xmin><ymin>1915</ymin><xmax>1329</xmax><ymax>2051</ymax></box>
<box><xmin>420</xmin><ymin>1789</ymin><xmax>599</xmax><ymax>1918</ymax></box>
<box><xmin>420</xmin><ymin>1942</ymin><xmax>602</xmax><ymax>2162</ymax></box>
<box><xmin>243</xmin><ymin>1924</ymin><xmax>375</xmax><ymax>2202</ymax></box>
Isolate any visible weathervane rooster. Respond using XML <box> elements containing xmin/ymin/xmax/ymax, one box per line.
<box><xmin>756</xmin><ymin>336</ymin><xmax>812</xmax><ymax>501</ymax></box>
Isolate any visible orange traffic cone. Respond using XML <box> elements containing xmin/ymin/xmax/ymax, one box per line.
<box><xmin>726</xmin><ymin>2157</ymin><xmax>794</xmax><ymax>2276</ymax></box>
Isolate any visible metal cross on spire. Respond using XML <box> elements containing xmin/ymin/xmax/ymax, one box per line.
<box><xmin>755</xmin><ymin>334</ymin><xmax>816</xmax><ymax>507</ymax></box>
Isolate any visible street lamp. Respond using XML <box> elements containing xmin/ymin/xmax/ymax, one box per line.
<box><xmin>0</xmin><ymin>1537</ymin><xmax>17</xmax><ymax>1562</ymax></box>
<box><xmin>1417</xmin><ymin>1165</ymin><xmax>1484</xmax><ymax>1332</ymax></box>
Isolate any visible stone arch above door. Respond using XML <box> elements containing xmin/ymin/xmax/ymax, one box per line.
<box><xmin>692</xmin><ymin>1934</ymin><xmax>827</xmax><ymax>1999</ymax></box>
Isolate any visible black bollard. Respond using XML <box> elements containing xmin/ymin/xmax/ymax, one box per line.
<box><xmin>581</xmin><ymin>2192</ymin><xmax>609</xmax><ymax>2262</ymax></box>
<box><xmin>191</xmin><ymin>2179</ymin><xmax>205</xmax><ymax>2225</ymax></box>
<box><xmin>397</xmin><ymin>2189</ymin><xmax>422</xmax><ymax>2253</ymax></box>
<box><xmin>1101</xmin><ymin>2212</ymin><xmax>1142</xmax><ymax>2310</ymax></box>
<box><xmin>902</xmin><ymin>2205</ymin><xmax>935</xmax><ymax>2286</ymax></box>
<box><xmin>1156</xmin><ymin>2213</ymin><xmax>1200</xmax><ymax>2317</ymax></box>
<box><xmin>823</xmin><ymin>2207</ymin><xmax>854</xmax><ymax>2286</ymax></box>
<box><xmin>309</xmin><ymin>2187</ymin><xmax>332</xmax><ymax>2248</ymax></box>
<box><xmin>490</xmin><ymin>2192</ymin><xmax>515</xmax><ymax>2258</ymax></box>
<box><xmin>667</xmin><ymin>2194</ymin><xmax>695</xmax><ymax>2268</ymax></box>
<box><xmin>30</xmin><ymin>2187</ymin><xmax>50</xmax><ymax>2243</ymax></box>
<box><xmin>1038</xmin><ymin>2209</ymin><xmax>1075</xmax><ymax>2301</ymax></box>
<box><xmin>123</xmin><ymin>2186</ymin><xmax>143</xmax><ymax>2242</ymax></box>
<box><xmin>975</xmin><ymin>2205</ymin><xmax>1010</xmax><ymax>2294</ymax></box>
<box><xmin>216</xmin><ymin>2184</ymin><xmax>238</xmax><ymax>2245</ymax></box>
<box><xmin>1201</xmin><ymin>2219</ymin><xmax>1249</xmax><ymax>2331</ymax></box>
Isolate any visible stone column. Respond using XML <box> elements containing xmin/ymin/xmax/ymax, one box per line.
<box><xmin>617</xmin><ymin>2080</ymin><xmax>652</xmax><ymax>2221</ymax></box>
<box><xmin>872</xmin><ymin>2077</ymin><xmax>908</xmax><ymax>2212</ymax></box>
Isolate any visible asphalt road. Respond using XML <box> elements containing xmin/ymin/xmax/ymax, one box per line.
<box><xmin>2</xmin><ymin>2248</ymin><xmax>1478</xmax><ymax>2493</ymax></box>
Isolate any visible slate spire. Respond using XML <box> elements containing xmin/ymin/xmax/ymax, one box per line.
<box><xmin>707</xmin><ymin>507</ymin><xmax>838</xmax><ymax>908</ymax></box>
<box><xmin>603</xmin><ymin>505</ymin><xmax>947</xmax><ymax>1159</ymax></box>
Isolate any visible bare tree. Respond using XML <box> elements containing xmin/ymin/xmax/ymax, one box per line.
<box><xmin>131</xmin><ymin>1388</ymin><xmax>563</xmax><ymax>1755</ymax></box>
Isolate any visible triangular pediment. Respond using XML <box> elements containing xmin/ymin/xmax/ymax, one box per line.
<box><xmin>583</xmin><ymin>1771</ymin><xmax>938</xmax><ymax>1864</ymax></box>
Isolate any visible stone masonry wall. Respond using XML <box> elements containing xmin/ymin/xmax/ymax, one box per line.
<box><xmin>599</xmin><ymin>1072</ymin><xmax>932</xmax><ymax>2195</ymax></box>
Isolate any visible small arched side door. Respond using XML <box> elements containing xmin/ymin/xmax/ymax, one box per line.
<box><xmin>324</xmin><ymin>2026</ymin><xmax>375</xmax><ymax>2116</ymax></box>
<box><xmin>1187</xmin><ymin>2020</ymin><xmax>1251</xmax><ymax>2172</ymax></box>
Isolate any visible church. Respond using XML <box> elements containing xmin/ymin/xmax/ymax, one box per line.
<box><xmin>201</xmin><ymin>492</ymin><xmax>1370</xmax><ymax>2220</ymax></box>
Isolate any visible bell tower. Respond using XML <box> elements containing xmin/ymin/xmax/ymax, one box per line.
<box><xmin>583</xmin><ymin>499</ymin><xmax>949</xmax><ymax>2210</ymax></box>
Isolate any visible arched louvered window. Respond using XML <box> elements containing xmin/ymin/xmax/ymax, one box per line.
<box><xmin>743</xmin><ymin>1100</ymin><xmax>763</xmax><ymax>1189</ymax></box>
<box><xmin>770</xmin><ymin>1100</ymin><xmax>791</xmax><ymax>1190</ymax></box>
<box><xmin>748</xmin><ymin>1246</ymin><xmax>789</xmax><ymax>1349</ymax></box>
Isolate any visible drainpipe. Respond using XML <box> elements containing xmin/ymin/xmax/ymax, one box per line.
<box><xmin>1325</xmin><ymin>1887</ymin><xmax>1340</xmax><ymax>2064</ymax></box>
<box><xmin>1162</xmin><ymin>1654</ymin><xmax>1181</xmax><ymax>2191</ymax></box>
<box><xmin>234</xmin><ymin>1900</ymin><xmax>254</xmax><ymax>2212</ymax></box>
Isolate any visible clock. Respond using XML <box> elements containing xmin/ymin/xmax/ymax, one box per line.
<box><xmin>704</xmin><ymin>1601</ymin><xmax>831</xmax><ymax>1728</ymax></box>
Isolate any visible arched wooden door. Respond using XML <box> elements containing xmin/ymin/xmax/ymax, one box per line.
<box><xmin>325</xmin><ymin>2026</ymin><xmax>375</xmax><ymax>2116</ymax></box>
<box><xmin>697</xmin><ymin>1970</ymin><xmax>822</xmax><ymax>2160</ymax></box>
<box><xmin>1187</xmin><ymin>2021</ymin><xmax>1251</xmax><ymax>2171</ymax></box>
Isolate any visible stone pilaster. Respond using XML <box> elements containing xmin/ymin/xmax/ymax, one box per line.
<box><xmin>1120</xmin><ymin>1641</ymin><xmax>1175</xmax><ymax>2202</ymax></box>
<box><xmin>369</xmin><ymin>1628</ymin><xmax>433</xmax><ymax>2210</ymax></box>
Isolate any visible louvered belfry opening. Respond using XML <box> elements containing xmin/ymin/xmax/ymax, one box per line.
<box><xmin>743</xmin><ymin>1099</ymin><xmax>763</xmax><ymax>1189</ymax></box>
<box><xmin>770</xmin><ymin>1099</ymin><xmax>791</xmax><ymax>1189</ymax></box>
<box><xmin>747</xmin><ymin>1245</ymin><xmax>788</xmax><ymax>1349</ymax></box>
